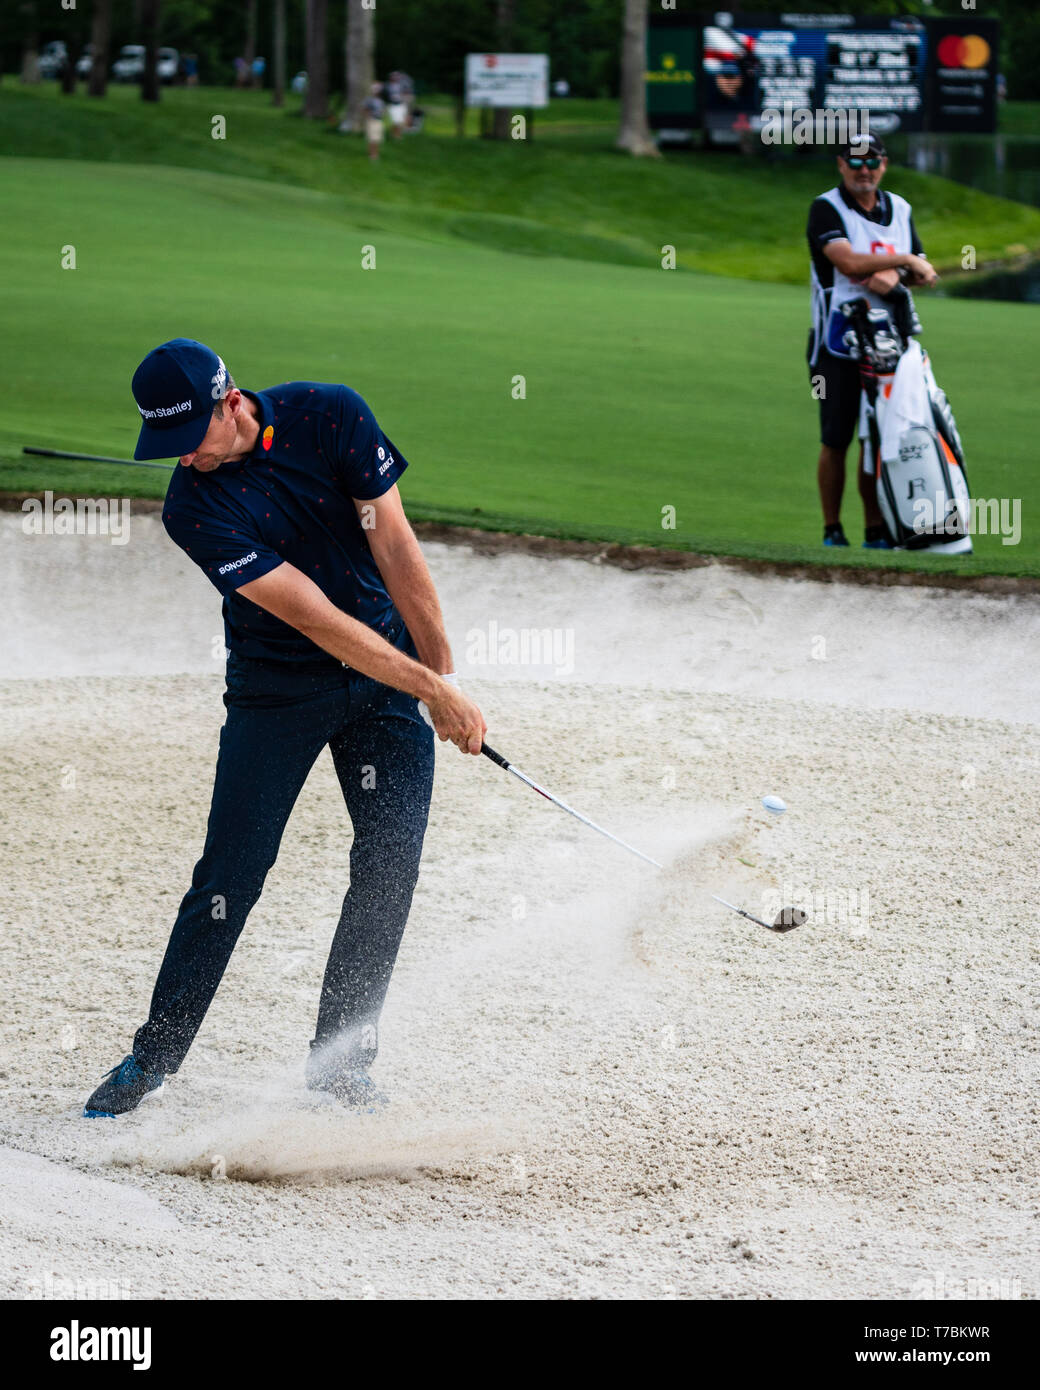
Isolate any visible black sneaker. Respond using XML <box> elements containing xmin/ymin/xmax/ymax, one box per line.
<box><xmin>823</xmin><ymin>523</ymin><xmax>849</xmax><ymax>547</ymax></box>
<box><xmin>305</xmin><ymin>1046</ymin><xmax>387</xmax><ymax>1112</ymax></box>
<box><xmin>863</xmin><ymin>526</ymin><xmax>893</xmax><ymax>550</ymax></box>
<box><xmin>307</xmin><ymin>1072</ymin><xmax>388</xmax><ymax>1112</ymax></box>
<box><xmin>83</xmin><ymin>1054</ymin><xmax>165</xmax><ymax>1118</ymax></box>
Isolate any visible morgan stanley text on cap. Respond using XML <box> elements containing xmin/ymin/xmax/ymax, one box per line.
<box><xmin>131</xmin><ymin>338</ymin><xmax>228</xmax><ymax>460</ymax></box>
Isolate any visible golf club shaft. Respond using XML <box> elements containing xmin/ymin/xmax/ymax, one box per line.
<box><xmin>23</xmin><ymin>446</ymin><xmax>173</xmax><ymax>472</ymax></box>
<box><xmin>710</xmin><ymin>893</ymin><xmax>771</xmax><ymax>930</ymax></box>
<box><xmin>481</xmin><ymin>743</ymin><xmax>662</xmax><ymax>868</ymax></box>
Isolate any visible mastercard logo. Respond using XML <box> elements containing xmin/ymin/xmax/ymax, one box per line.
<box><xmin>262</xmin><ymin>425</ymin><xmax>274</xmax><ymax>451</ymax></box>
<box><xmin>936</xmin><ymin>34</ymin><xmax>991</xmax><ymax>70</ymax></box>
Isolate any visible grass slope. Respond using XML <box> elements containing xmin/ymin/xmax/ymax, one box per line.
<box><xmin>2</xmin><ymin>157</ymin><xmax>1037</xmax><ymax>576</ymax></box>
<box><xmin>3</xmin><ymin>80</ymin><xmax>1040</xmax><ymax>284</ymax></box>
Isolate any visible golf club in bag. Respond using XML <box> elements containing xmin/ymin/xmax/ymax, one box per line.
<box><xmin>840</xmin><ymin>294</ymin><xmax>972</xmax><ymax>555</ymax></box>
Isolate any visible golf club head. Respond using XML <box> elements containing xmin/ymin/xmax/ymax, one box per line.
<box><xmin>771</xmin><ymin>906</ymin><xmax>808</xmax><ymax>933</ymax></box>
<box><xmin>711</xmin><ymin>893</ymin><xmax>804</xmax><ymax>935</ymax></box>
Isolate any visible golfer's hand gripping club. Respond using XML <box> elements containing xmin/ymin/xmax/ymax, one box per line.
<box><xmin>418</xmin><ymin>673</ymin><xmax>487</xmax><ymax>754</ymax></box>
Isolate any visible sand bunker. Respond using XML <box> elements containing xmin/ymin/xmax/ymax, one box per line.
<box><xmin>0</xmin><ymin>512</ymin><xmax>1036</xmax><ymax>1299</ymax></box>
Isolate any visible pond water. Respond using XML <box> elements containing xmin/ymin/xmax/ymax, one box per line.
<box><xmin>901</xmin><ymin>134</ymin><xmax>1040</xmax><ymax>210</ymax></box>
<box><xmin>897</xmin><ymin>133</ymin><xmax>1040</xmax><ymax>302</ymax></box>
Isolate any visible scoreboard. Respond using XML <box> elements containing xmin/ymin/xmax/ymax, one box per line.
<box><xmin>647</xmin><ymin>12</ymin><xmax>999</xmax><ymax>140</ymax></box>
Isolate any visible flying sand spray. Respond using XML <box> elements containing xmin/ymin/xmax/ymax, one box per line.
<box><xmin>480</xmin><ymin>745</ymin><xmax>808</xmax><ymax>935</ymax></box>
<box><xmin>21</xmin><ymin>448</ymin><xmax>807</xmax><ymax>935</ymax></box>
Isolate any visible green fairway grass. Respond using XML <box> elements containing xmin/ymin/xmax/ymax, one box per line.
<box><xmin>3</xmin><ymin>156</ymin><xmax>1037</xmax><ymax>577</ymax></box>
<box><xmin>3</xmin><ymin>80</ymin><xmax>1040</xmax><ymax>285</ymax></box>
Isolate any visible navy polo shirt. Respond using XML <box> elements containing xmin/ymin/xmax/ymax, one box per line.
<box><xmin>162</xmin><ymin>382</ymin><xmax>409</xmax><ymax>663</ymax></box>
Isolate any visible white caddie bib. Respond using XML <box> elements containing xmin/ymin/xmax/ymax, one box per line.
<box><xmin>809</xmin><ymin>188</ymin><xmax>914</xmax><ymax>363</ymax></box>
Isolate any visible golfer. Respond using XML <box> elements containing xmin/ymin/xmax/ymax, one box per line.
<box><xmin>807</xmin><ymin>134</ymin><xmax>939</xmax><ymax>548</ymax></box>
<box><xmin>385</xmin><ymin>71</ymin><xmax>408</xmax><ymax>139</ymax></box>
<box><xmin>84</xmin><ymin>339</ymin><xmax>486</xmax><ymax>1117</ymax></box>
<box><xmin>364</xmin><ymin>83</ymin><xmax>385</xmax><ymax>161</ymax></box>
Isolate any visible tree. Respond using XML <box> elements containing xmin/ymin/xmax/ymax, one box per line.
<box><xmin>272</xmin><ymin>0</ymin><xmax>287</xmax><ymax>106</ymax></box>
<box><xmin>87</xmin><ymin>0</ymin><xmax>113</xmax><ymax>97</ymax></box>
<box><xmin>19</xmin><ymin>1</ymin><xmax>40</xmax><ymax>84</ymax></box>
<box><xmin>59</xmin><ymin>3</ymin><xmax>89</xmax><ymax>94</ymax></box>
<box><xmin>1001</xmin><ymin>0</ymin><xmax>1040</xmax><ymax>100</ymax></box>
<box><xmin>491</xmin><ymin>0</ymin><xmax>515</xmax><ymax>140</ymax></box>
<box><xmin>616</xmin><ymin>0</ymin><xmax>657</xmax><ymax>156</ymax></box>
<box><xmin>141</xmin><ymin>0</ymin><xmax>162</xmax><ymax>102</ymax></box>
<box><xmin>244</xmin><ymin>0</ymin><xmax>258</xmax><ymax>84</ymax></box>
<box><xmin>60</xmin><ymin>46</ymin><xmax>77</xmax><ymax>95</ymax></box>
<box><xmin>343</xmin><ymin>0</ymin><xmax>374</xmax><ymax>131</ymax></box>
<box><xmin>304</xmin><ymin>0</ymin><xmax>329</xmax><ymax>119</ymax></box>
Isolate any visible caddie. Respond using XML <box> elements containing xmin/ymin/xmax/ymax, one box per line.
<box><xmin>806</xmin><ymin>133</ymin><xmax>939</xmax><ymax>549</ymax></box>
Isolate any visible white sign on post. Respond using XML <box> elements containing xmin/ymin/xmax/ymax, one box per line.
<box><xmin>465</xmin><ymin>53</ymin><xmax>549</xmax><ymax>108</ymax></box>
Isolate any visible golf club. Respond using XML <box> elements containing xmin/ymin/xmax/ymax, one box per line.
<box><xmin>480</xmin><ymin>742</ymin><xmax>662</xmax><ymax>868</ymax></box>
<box><xmin>20</xmin><ymin>445</ymin><xmax>799</xmax><ymax>928</ymax></box>
<box><xmin>481</xmin><ymin>748</ymin><xmax>808</xmax><ymax>934</ymax></box>
<box><xmin>711</xmin><ymin>894</ymin><xmax>807</xmax><ymax>934</ymax></box>
<box><xmin>23</xmin><ymin>446</ymin><xmax>173</xmax><ymax>472</ymax></box>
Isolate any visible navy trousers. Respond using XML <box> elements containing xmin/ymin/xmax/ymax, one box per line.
<box><xmin>132</xmin><ymin>622</ymin><xmax>435</xmax><ymax>1075</ymax></box>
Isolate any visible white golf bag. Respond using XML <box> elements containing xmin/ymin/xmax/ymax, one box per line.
<box><xmin>840</xmin><ymin>297</ymin><xmax>972</xmax><ymax>555</ymax></box>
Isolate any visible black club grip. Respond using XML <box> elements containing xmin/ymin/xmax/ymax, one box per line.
<box><xmin>480</xmin><ymin>743</ymin><xmax>511</xmax><ymax>770</ymax></box>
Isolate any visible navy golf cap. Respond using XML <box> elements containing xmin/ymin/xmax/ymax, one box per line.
<box><xmin>131</xmin><ymin>338</ymin><xmax>228</xmax><ymax>460</ymax></box>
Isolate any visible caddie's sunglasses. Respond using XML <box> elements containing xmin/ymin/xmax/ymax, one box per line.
<box><xmin>846</xmin><ymin>155</ymin><xmax>882</xmax><ymax>169</ymax></box>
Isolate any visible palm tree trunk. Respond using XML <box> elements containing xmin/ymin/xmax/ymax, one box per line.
<box><xmin>88</xmin><ymin>0</ymin><xmax>113</xmax><ymax>98</ymax></box>
<box><xmin>616</xmin><ymin>0</ymin><xmax>659</xmax><ymax>157</ymax></box>
<box><xmin>344</xmin><ymin>0</ymin><xmax>374</xmax><ymax>131</ymax></box>
<box><xmin>140</xmin><ymin>0</ymin><xmax>161</xmax><ymax>102</ymax></box>
<box><xmin>272</xmin><ymin>0</ymin><xmax>287</xmax><ymax>107</ymax></box>
<box><xmin>304</xmin><ymin>0</ymin><xmax>329</xmax><ymax>120</ymax></box>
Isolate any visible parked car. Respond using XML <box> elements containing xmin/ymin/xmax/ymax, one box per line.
<box><xmin>112</xmin><ymin>45</ymin><xmax>145</xmax><ymax>81</ymax></box>
<box><xmin>157</xmin><ymin>48</ymin><xmax>180</xmax><ymax>84</ymax></box>
<box><xmin>76</xmin><ymin>45</ymin><xmax>94</xmax><ymax>80</ymax></box>
<box><xmin>112</xmin><ymin>45</ymin><xmax>180</xmax><ymax>84</ymax></box>
<box><xmin>37</xmin><ymin>41</ymin><xmax>68</xmax><ymax>80</ymax></box>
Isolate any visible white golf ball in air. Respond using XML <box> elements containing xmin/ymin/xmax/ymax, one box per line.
<box><xmin>762</xmin><ymin>795</ymin><xmax>787</xmax><ymax>815</ymax></box>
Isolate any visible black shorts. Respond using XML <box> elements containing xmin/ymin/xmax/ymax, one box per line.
<box><xmin>808</xmin><ymin>336</ymin><xmax>863</xmax><ymax>450</ymax></box>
